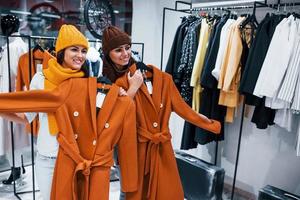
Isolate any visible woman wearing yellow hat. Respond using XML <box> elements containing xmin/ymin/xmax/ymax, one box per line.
<box><xmin>1</xmin><ymin>24</ymin><xmax>89</xmax><ymax>200</ymax></box>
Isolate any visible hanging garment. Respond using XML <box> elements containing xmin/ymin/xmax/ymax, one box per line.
<box><xmin>211</xmin><ymin>18</ymin><xmax>236</xmax><ymax>80</ymax></box>
<box><xmin>0</xmin><ymin>35</ymin><xmax>29</xmax><ymax>156</ymax></box>
<box><xmin>177</xmin><ymin>18</ymin><xmax>202</xmax><ymax>150</ymax></box>
<box><xmin>16</xmin><ymin>49</ymin><xmax>53</xmax><ymax>91</ymax></box>
<box><xmin>0</xmin><ymin>78</ymin><xmax>138</xmax><ymax>200</ymax></box>
<box><xmin>253</xmin><ymin>16</ymin><xmax>294</xmax><ymax>99</ymax></box>
<box><xmin>190</xmin><ymin>18</ymin><xmax>212</xmax><ymax>111</ymax></box>
<box><xmin>165</xmin><ymin>18</ymin><xmax>189</xmax><ymax>90</ymax></box>
<box><xmin>239</xmin><ymin>14</ymin><xmax>283</xmax><ymax>129</ymax></box>
<box><xmin>277</xmin><ymin>22</ymin><xmax>300</xmax><ymax>104</ymax></box>
<box><xmin>264</xmin><ymin>18</ymin><xmax>300</xmax><ymax>111</ymax></box>
<box><xmin>177</xmin><ymin>19</ymin><xmax>202</xmax><ymax>103</ymax></box>
<box><xmin>217</xmin><ymin>17</ymin><xmax>245</xmax><ymax>122</ymax></box>
<box><xmin>239</xmin><ymin>14</ymin><xmax>283</xmax><ymax>105</ymax></box>
<box><xmin>116</xmin><ymin>64</ymin><xmax>221</xmax><ymax>200</ymax></box>
<box><xmin>195</xmin><ymin>16</ymin><xmax>229</xmax><ymax>144</ymax></box>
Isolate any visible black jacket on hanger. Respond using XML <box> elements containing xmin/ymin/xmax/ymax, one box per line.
<box><xmin>180</xmin><ymin>18</ymin><xmax>202</xmax><ymax>150</ymax></box>
<box><xmin>165</xmin><ymin>18</ymin><xmax>189</xmax><ymax>90</ymax></box>
<box><xmin>239</xmin><ymin>14</ymin><xmax>284</xmax><ymax>129</ymax></box>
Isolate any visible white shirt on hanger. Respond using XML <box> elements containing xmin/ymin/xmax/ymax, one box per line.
<box><xmin>211</xmin><ymin>18</ymin><xmax>236</xmax><ymax>80</ymax></box>
<box><xmin>253</xmin><ymin>16</ymin><xmax>295</xmax><ymax>99</ymax></box>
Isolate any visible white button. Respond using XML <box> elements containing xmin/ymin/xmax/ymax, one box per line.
<box><xmin>160</xmin><ymin>103</ymin><xmax>163</xmax><ymax>108</ymax></box>
<box><xmin>153</xmin><ymin>122</ymin><xmax>158</xmax><ymax>128</ymax></box>
<box><xmin>74</xmin><ymin>134</ymin><xmax>78</xmax><ymax>139</ymax></box>
<box><xmin>73</xmin><ymin>111</ymin><xmax>79</xmax><ymax>117</ymax></box>
<box><xmin>92</xmin><ymin>140</ymin><xmax>96</xmax><ymax>146</ymax></box>
<box><xmin>104</xmin><ymin>123</ymin><xmax>110</xmax><ymax>129</ymax></box>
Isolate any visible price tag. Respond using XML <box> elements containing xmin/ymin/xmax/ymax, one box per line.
<box><xmin>96</xmin><ymin>92</ymin><xmax>106</xmax><ymax>108</ymax></box>
<box><xmin>145</xmin><ymin>80</ymin><xmax>153</xmax><ymax>94</ymax></box>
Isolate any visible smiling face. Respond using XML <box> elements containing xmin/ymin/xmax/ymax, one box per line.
<box><xmin>62</xmin><ymin>45</ymin><xmax>87</xmax><ymax>70</ymax></box>
<box><xmin>109</xmin><ymin>44</ymin><xmax>131</xmax><ymax>69</ymax></box>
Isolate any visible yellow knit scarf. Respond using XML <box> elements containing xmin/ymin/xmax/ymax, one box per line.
<box><xmin>43</xmin><ymin>58</ymin><xmax>85</xmax><ymax>135</ymax></box>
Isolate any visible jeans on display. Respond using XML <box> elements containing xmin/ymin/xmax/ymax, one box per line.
<box><xmin>35</xmin><ymin>153</ymin><xmax>56</xmax><ymax>200</ymax></box>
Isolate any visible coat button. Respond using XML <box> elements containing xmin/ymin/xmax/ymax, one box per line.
<box><xmin>153</xmin><ymin>122</ymin><xmax>158</xmax><ymax>128</ymax></box>
<box><xmin>104</xmin><ymin>123</ymin><xmax>110</xmax><ymax>129</ymax></box>
<box><xmin>160</xmin><ymin>103</ymin><xmax>163</xmax><ymax>108</ymax></box>
<box><xmin>73</xmin><ymin>111</ymin><xmax>79</xmax><ymax>117</ymax></box>
<box><xmin>74</xmin><ymin>134</ymin><xmax>78</xmax><ymax>139</ymax></box>
<box><xmin>92</xmin><ymin>140</ymin><xmax>96</xmax><ymax>146</ymax></box>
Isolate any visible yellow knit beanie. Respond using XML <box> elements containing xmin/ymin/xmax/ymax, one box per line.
<box><xmin>55</xmin><ymin>24</ymin><xmax>89</xmax><ymax>53</ymax></box>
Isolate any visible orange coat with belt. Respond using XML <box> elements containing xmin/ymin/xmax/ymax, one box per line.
<box><xmin>0</xmin><ymin>78</ymin><xmax>138</xmax><ymax>200</ymax></box>
<box><xmin>116</xmin><ymin>64</ymin><xmax>221</xmax><ymax>200</ymax></box>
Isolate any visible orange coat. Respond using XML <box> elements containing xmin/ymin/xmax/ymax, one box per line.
<box><xmin>116</xmin><ymin>64</ymin><xmax>221</xmax><ymax>200</ymax></box>
<box><xmin>0</xmin><ymin>78</ymin><xmax>138</xmax><ymax>200</ymax></box>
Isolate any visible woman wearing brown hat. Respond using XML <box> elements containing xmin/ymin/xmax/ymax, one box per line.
<box><xmin>101</xmin><ymin>25</ymin><xmax>143</xmax><ymax>200</ymax></box>
<box><xmin>104</xmin><ymin>26</ymin><xmax>221</xmax><ymax>200</ymax></box>
<box><xmin>102</xmin><ymin>26</ymin><xmax>144</xmax><ymax>98</ymax></box>
<box><xmin>1</xmin><ymin>24</ymin><xmax>89</xmax><ymax>200</ymax></box>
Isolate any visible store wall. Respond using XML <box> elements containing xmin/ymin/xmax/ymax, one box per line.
<box><xmin>131</xmin><ymin>0</ymin><xmax>190</xmax><ymax>67</ymax></box>
<box><xmin>132</xmin><ymin>0</ymin><xmax>300</xmax><ymax>198</ymax></box>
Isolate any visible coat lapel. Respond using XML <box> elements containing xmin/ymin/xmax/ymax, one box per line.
<box><xmin>88</xmin><ymin>78</ymin><xmax>97</xmax><ymax>135</ymax></box>
<box><xmin>97</xmin><ymin>84</ymin><xmax>119</xmax><ymax>136</ymax></box>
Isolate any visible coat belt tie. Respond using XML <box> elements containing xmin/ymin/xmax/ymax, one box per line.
<box><xmin>137</xmin><ymin>127</ymin><xmax>171</xmax><ymax>198</ymax></box>
<box><xmin>57</xmin><ymin>134</ymin><xmax>114</xmax><ymax>200</ymax></box>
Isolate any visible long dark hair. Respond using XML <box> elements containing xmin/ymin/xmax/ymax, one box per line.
<box><xmin>56</xmin><ymin>49</ymin><xmax>89</xmax><ymax>77</ymax></box>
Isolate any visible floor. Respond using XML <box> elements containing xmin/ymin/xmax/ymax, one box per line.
<box><xmin>0</xmin><ymin>155</ymin><xmax>240</xmax><ymax>200</ymax></box>
<box><xmin>0</xmin><ymin>166</ymin><xmax>121</xmax><ymax>200</ymax></box>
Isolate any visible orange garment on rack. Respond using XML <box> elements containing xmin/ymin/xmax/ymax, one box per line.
<box><xmin>15</xmin><ymin>49</ymin><xmax>53</xmax><ymax>135</ymax></box>
<box><xmin>0</xmin><ymin>78</ymin><xmax>138</xmax><ymax>200</ymax></box>
<box><xmin>116</xmin><ymin>64</ymin><xmax>221</xmax><ymax>200</ymax></box>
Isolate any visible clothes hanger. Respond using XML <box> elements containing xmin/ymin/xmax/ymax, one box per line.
<box><xmin>97</xmin><ymin>76</ymin><xmax>112</xmax><ymax>94</ymax></box>
<box><xmin>136</xmin><ymin>61</ymin><xmax>153</xmax><ymax>73</ymax></box>
<box><xmin>96</xmin><ymin>77</ymin><xmax>111</xmax><ymax>94</ymax></box>
<box><xmin>97</xmin><ymin>76</ymin><xmax>112</xmax><ymax>85</ymax></box>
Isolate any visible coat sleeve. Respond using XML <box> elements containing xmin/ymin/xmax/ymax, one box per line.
<box><xmin>169</xmin><ymin>75</ymin><xmax>221</xmax><ymax>134</ymax></box>
<box><xmin>117</xmin><ymin>99</ymin><xmax>138</xmax><ymax>192</ymax></box>
<box><xmin>0</xmin><ymin>81</ymin><xmax>70</xmax><ymax>113</ymax></box>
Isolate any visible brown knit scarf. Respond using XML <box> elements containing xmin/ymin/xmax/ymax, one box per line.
<box><xmin>102</xmin><ymin>55</ymin><xmax>135</xmax><ymax>83</ymax></box>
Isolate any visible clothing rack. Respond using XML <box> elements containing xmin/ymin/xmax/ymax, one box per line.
<box><xmin>187</xmin><ymin>1</ymin><xmax>294</xmax><ymax>200</ymax></box>
<box><xmin>160</xmin><ymin>1</ymin><xmax>300</xmax><ymax>200</ymax></box>
<box><xmin>160</xmin><ymin>0</ymin><xmax>220</xmax><ymax>165</ymax></box>
<box><xmin>1</xmin><ymin>34</ymin><xmax>144</xmax><ymax>199</ymax></box>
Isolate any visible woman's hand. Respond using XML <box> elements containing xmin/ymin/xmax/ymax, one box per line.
<box><xmin>119</xmin><ymin>87</ymin><xmax>128</xmax><ymax>96</ymax></box>
<box><xmin>126</xmin><ymin>70</ymin><xmax>144</xmax><ymax>99</ymax></box>
<box><xmin>128</xmin><ymin>70</ymin><xmax>143</xmax><ymax>90</ymax></box>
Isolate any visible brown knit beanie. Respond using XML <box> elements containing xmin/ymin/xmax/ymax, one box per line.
<box><xmin>102</xmin><ymin>25</ymin><xmax>131</xmax><ymax>55</ymax></box>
